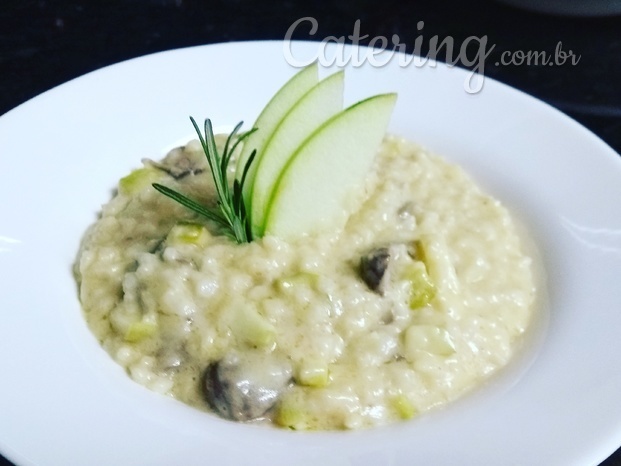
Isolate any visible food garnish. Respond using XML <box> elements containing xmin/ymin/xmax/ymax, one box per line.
<box><xmin>153</xmin><ymin>118</ymin><xmax>257</xmax><ymax>244</ymax></box>
<box><xmin>153</xmin><ymin>65</ymin><xmax>396</xmax><ymax>243</ymax></box>
<box><xmin>248</xmin><ymin>70</ymin><xmax>344</xmax><ymax>237</ymax></box>
<box><xmin>261</xmin><ymin>93</ymin><xmax>397</xmax><ymax>239</ymax></box>
<box><xmin>236</xmin><ymin>63</ymin><xmax>320</xmax><ymax>213</ymax></box>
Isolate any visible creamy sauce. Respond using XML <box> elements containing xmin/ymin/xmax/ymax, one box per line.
<box><xmin>75</xmin><ymin>135</ymin><xmax>537</xmax><ymax>430</ymax></box>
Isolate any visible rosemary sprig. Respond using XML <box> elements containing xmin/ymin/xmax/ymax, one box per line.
<box><xmin>153</xmin><ymin>118</ymin><xmax>257</xmax><ymax>244</ymax></box>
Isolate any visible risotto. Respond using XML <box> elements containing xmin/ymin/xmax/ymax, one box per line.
<box><xmin>75</xmin><ymin>134</ymin><xmax>536</xmax><ymax>430</ymax></box>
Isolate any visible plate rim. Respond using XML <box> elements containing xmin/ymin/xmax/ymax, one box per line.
<box><xmin>1</xmin><ymin>40</ymin><xmax>621</xmax><ymax>466</ymax></box>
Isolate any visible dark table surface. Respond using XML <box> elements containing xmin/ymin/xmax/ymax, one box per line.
<box><xmin>1</xmin><ymin>1</ymin><xmax>620</xmax><ymax>465</ymax></box>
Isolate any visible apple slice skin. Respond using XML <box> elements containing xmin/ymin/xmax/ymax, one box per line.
<box><xmin>235</xmin><ymin>63</ymin><xmax>319</xmax><ymax>209</ymax></box>
<box><xmin>263</xmin><ymin>93</ymin><xmax>397</xmax><ymax>240</ymax></box>
<box><xmin>250</xmin><ymin>71</ymin><xmax>345</xmax><ymax>237</ymax></box>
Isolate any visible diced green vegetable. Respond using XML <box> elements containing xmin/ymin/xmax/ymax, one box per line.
<box><xmin>119</xmin><ymin>167</ymin><xmax>163</xmax><ymax>195</ymax></box>
<box><xmin>402</xmin><ymin>261</ymin><xmax>436</xmax><ymax>309</ymax></box>
<box><xmin>413</xmin><ymin>239</ymin><xmax>426</xmax><ymax>263</ymax></box>
<box><xmin>124</xmin><ymin>319</ymin><xmax>158</xmax><ymax>343</ymax></box>
<box><xmin>230</xmin><ymin>305</ymin><xmax>276</xmax><ymax>348</ymax></box>
<box><xmin>274</xmin><ymin>395</ymin><xmax>311</xmax><ymax>430</ymax></box>
<box><xmin>417</xmin><ymin>234</ymin><xmax>460</xmax><ymax>296</ymax></box>
<box><xmin>296</xmin><ymin>359</ymin><xmax>329</xmax><ymax>387</ymax></box>
<box><xmin>166</xmin><ymin>222</ymin><xmax>211</xmax><ymax>247</ymax></box>
<box><xmin>404</xmin><ymin>324</ymin><xmax>455</xmax><ymax>357</ymax></box>
<box><xmin>391</xmin><ymin>394</ymin><xmax>417</xmax><ymax>420</ymax></box>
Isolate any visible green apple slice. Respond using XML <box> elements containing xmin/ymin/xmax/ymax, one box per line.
<box><xmin>235</xmin><ymin>64</ymin><xmax>319</xmax><ymax>209</ymax></box>
<box><xmin>250</xmin><ymin>71</ymin><xmax>345</xmax><ymax>237</ymax></box>
<box><xmin>263</xmin><ymin>93</ymin><xmax>397</xmax><ymax>239</ymax></box>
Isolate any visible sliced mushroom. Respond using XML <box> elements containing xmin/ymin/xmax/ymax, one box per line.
<box><xmin>202</xmin><ymin>350</ymin><xmax>292</xmax><ymax>422</ymax></box>
<box><xmin>359</xmin><ymin>247</ymin><xmax>391</xmax><ymax>294</ymax></box>
<box><xmin>144</xmin><ymin>146</ymin><xmax>206</xmax><ymax>180</ymax></box>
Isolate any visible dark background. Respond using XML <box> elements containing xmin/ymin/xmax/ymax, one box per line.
<box><xmin>1</xmin><ymin>1</ymin><xmax>620</xmax><ymax>465</ymax></box>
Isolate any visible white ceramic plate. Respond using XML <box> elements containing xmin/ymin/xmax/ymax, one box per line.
<box><xmin>1</xmin><ymin>41</ymin><xmax>621</xmax><ymax>466</ymax></box>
